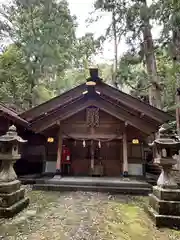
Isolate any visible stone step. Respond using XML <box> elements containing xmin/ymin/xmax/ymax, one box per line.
<box><xmin>45</xmin><ymin>178</ymin><xmax>151</xmax><ymax>189</ymax></box>
<box><xmin>0</xmin><ymin>188</ymin><xmax>25</xmax><ymax>208</ymax></box>
<box><xmin>146</xmin><ymin>205</ymin><xmax>180</xmax><ymax>228</ymax></box>
<box><xmin>0</xmin><ymin>197</ymin><xmax>29</xmax><ymax>218</ymax></box>
<box><xmin>19</xmin><ymin>178</ymin><xmax>37</xmax><ymax>185</ymax></box>
<box><xmin>149</xmin><ymin>194</ymin><xmax>180</xmax><ymax>216</ymax></box>
<box><xmin>33</xmin><ymin>184</ymin><xmax>151</xmax><ymax>195</ymax></box>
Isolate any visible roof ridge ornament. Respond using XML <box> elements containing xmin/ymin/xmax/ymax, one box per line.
<box><xmin>86</xmin><ymin>68</ymin><xmax>102</xmax><ymax>86</ymax></box>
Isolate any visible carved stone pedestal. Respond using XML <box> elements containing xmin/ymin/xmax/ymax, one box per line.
<box><xmin>147</xmin><ymin>186</ymin><xmax>180</xmax><ymax>228</ymax></box>
<box><xmin>147</xmin><ymin>124</ymin><xmax>180</xmax><ymax>228</ymax></box>
<box><xmin>0</xmin><ymin>180</ymin><xmax>29</xmax><ymax>218</ymax></box>
<box><xmin>0</xmin><ymin>125</ymin><xmax>29</xmax><ymax>218</ymax></box>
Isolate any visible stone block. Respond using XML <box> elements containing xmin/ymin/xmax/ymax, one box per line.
<box><xmin>149</xmin><ymin>194</ymin><xmax>180</xmax><ymax>216</ymax></box>
<box><xmin>153</xmin><ymin>186</ymin><xmax>180</xmax><ymax>201</ymax></box>
<box><xmin>0</xmin><ymin>188</ymin><xmax>25</xmax><ymax>208</ymax></box>
<box><xmin>147</xmin><ymin>206</ymin><xmax>180</xmax><ymax>228</ymax></box>
<box><xmin>0</xmin><ymin>197</ymin><xmax>29</xmax><ymax>218</ymax></box>
<box><xmin>33</xmin><ymin>183</ymin><xmax>151</xmax><ymax>195</ymax></box>
<box><xmin>0</xmin><ymin>180</ymin><xmax>21</xmax><ymax>193</ymax></box>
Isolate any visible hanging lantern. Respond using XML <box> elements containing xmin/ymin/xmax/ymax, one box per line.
<box><xmin>83</xmin><ymin>140</ymin><xmax>86</xmax><ymax>148</ymax></box>
<box><xmin>132</xmin><ymin>139</ymin><xmax>139</xmax><ymax>144</ymax></box>
<box><xmin>98</xmin><ymin>140</ymin><xmax>101</xmax><ymax>148</ymax></box>
<box><xmin>74</xmin><ymin>140</ymin><xmax>76</xmax><ymax>146</ymax></box>
<box><xmin>47</xmin><ymin>137</ymin><xmax>54</xmax><ymax>143</ymax></box>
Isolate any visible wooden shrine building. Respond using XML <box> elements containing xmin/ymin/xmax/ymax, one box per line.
<box><xmin>0</xmin><ymin>69</ymin><xmax>173</xmax><ymax>177</ymax></box>
<box><xmin>12</xmin><ymin>68</ymin><xmax>171</xmax><ymax>178</ymax></box>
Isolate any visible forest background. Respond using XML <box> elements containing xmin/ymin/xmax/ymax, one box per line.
<box><xmin>0</xmin><ymin>0</ymin><xmax>178</xmax><ymax>125</ymax></box>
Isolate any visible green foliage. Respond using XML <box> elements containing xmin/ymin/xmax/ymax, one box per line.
<box><xmin>0</xmin><ymin>0</ymin><xmax>103</xmax><ymax>109</ymax></box>
<box><xmin>155</xmin><ymin>48</ymin><xmax>176</xmax><ymax>110</ymax></box>
<box><xmin>0</xmin><ymin>0</ymin><xmax>77</xmax><ymax>108</ymax></box>
<box><xmin>0</xmin><ymin>45</ymin><xmax>29</xmax><ymax>110</ymax></box>
<box><xmin>118</xmin><ymin>56</ymin><xmax>149</xmax><ymax>100</ymax></box>
<box><xmin>94</xmin><ymin>0</ymin><xmax>126</xmax><ymax>40</ymax></box>
<box><xmin>93</xmin><ymin>0</ymin><xmax>180</xmax><ymax>111</ymax></box>
<box><xmin>0</xmin><ymin>0</ymin><xmax>179</xmax><ymax>114</ymax></box>
<box><xmin>75</xmin><ymin>33</ymin><xmax>104</xmax><ymax>65</ymax></box>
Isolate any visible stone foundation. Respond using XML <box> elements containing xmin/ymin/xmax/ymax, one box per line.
<box><xmin>0</xmin><ymin>180</ymin><xmax>29</xmax><ymax>218</ymax></box>
<box><xmin>147</xmin><ymin>186</ymin><xmax>180</xmax><ymax>228</ymax></box>
<box><xmin>153</xmin><ymin>186</ymin><xmax>180</xmax><ymax>201</ymax></box>
<box><xmin>147</xmin><ymin>206</ymin><xmax>180</xmax><ymax>228</ymax></box>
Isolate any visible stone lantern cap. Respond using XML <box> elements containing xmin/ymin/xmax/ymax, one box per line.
<box><xmin>149</xmin><ymin>123</ymin><xmax>180</xmax><ymax>150</ymax></box>
<box><xmin>150</xmin><ymin>138</ymin><xmax>180</xmax><ymax>149</ymax></box>
<box><xmin>0</xmin><ymin>125</ymin><xmax>27</xmax><ymax>143</ymax></box>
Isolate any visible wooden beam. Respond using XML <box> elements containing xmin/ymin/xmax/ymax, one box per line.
<box><xmin>32</xmin><ymin>98</ymin><xmax>96</xmax><ymax>133</ymax></box>
<box><xmin>99</xmin><ymin>94</ymin><xmax>161</xmax><ymax>128</ymax></box>
<box><xmin>31</xmin><ymin>94</ymin><xmax>157</xmax><ymax>134</ymax></box>
<box><xmin>97</xmin><ymin>83</ymin><xmax>173</xmax><ymax>123</ymax></box>
<box><xmin>62</xmin><ymin>133</ymin><xmax>123</xmax><ymax>139</ymax></box>
<box><xmin>61</xmin><ymin>123</ymin><xmax>124</xmax><ymax>129</ymax></box>
<box><xmin>95</xmin><ymin>97</ymin><xmax>156</xmax><ymax>134</ymax></box>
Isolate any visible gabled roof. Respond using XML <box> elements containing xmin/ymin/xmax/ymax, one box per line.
<box><xmin>20</xmin><ymin>83</ymin><xmax>87</xmax><ymax>122</ymax></box>
<box><xmin>20</xmin><ymin>68</ymin><xmax>173</xmax><ymax>134</ymax></box>
<box><xmin>20</xmin><ymin>82</ymin><xmax>173</xmax><ymax>123</ymax></box>
<box><xmin>0</xmin><ymin>103</ymin><xmax>28</xmax><ymax>127</ymax></box>
<box><xmin>96</xmin><ymin>82</ymin><xmax>172</xmax><ymax>123</ymax></box>
<box><xmin>30</xmin><ymin>94</ymin><xmax>158</xmax><ymax>134</ymax></box>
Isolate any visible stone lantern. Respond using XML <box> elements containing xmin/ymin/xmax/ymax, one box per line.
<box><xmin>149</xmin><ymin>124</ymin><xmax>180</xmax><ymax>189</ymax></box>
<box><xmin>147</xmin><ymin>124</ymin><xmax>180</xmax><ymax>228</ymax></box>
<box><xmin>0</xmin><ymin>125</ymin><xmax>29</xmax><ymax>218</ymax></box>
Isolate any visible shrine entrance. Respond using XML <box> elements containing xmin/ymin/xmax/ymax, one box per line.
<box><xmin>62</xmin><ymin>138</ymin><xmax>122</xmax><ymax>177</ymax></box>
<box><xmin>55</xmin><ymin>106</ymin><xmax>124</xmax><ymax>177</ymax></box>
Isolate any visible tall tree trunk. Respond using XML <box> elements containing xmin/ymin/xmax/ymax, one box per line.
<box><xmin>172</xmin><ymin>27</ymin><xmax>180</xmax><ymax>172</ymax></box>
<box><xmin>169</xmin><ymin>1</ymin><xmax>180</xmax><ymax>171</ymax></box>
<box><xmin>141</xmin><ymin>0</ymin><xmax>161</xmax><ymax>109</ymax></box>
<box><xmin>176</xmin><ymin>88</ymin><xmax>180</xmax><ymax>136</ymax></box>
<box><xmin>172</xmin><ymin>23</ymin><xmax>180</xmax><ymax>136</ymax></box>
<box><xmin>112</xmin><ymin>8</ymin><xmax>119</xmax><ymax>89</ymax></box>
<box><xmin>170</xmin><ymin>0</ymin><xmax>180</xmax><ymax>135</ymax></box>
<box><xmin>28</xmin><ymin>76</ymin><xmax>35</xmax><ymax>109</ymax></box>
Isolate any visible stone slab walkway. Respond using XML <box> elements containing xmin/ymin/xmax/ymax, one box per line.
<box><xmin>0</xmin><ymin>186</ymin><xmax>180</xmax><ymax>240</ymax></box>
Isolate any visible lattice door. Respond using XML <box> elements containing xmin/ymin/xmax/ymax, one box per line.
<box><xmin>86</xmin><ymin>107</ymin><xmax>99</xmax><ymax>127</ymax></box>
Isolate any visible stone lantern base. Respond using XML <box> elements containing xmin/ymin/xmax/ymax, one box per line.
<box><xmin>0</xmin><ymin>180</ymin><xmax>29</xmax><ymax>218</ymax></box>
<box><xmin>147</xmin><ymin>186</ymin><xmax>180</xmax><ymax>228</ymax></box>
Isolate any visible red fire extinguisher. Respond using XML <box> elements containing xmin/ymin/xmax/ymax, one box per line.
<box><xmin>62</xmin><ymin>145</ymin><xmax>71</xmax><ymax>163</ymax></box>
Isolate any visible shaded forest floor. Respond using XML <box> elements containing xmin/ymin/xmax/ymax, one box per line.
<box><xmin>0</xmin><ymin>187</ymin><xmax>180</xmax><ymax>240</ymax></box>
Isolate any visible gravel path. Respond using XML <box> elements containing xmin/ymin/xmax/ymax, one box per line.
<box><xmin>0</xmin><ymin>187</ymin><xmax>180</xmax><ymax>240</ymax></box>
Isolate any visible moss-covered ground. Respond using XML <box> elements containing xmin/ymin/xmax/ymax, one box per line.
<box><xmin>0</xmin><ymin>187</ymin><xmax>180</xmax><ymax>240</ymax></box>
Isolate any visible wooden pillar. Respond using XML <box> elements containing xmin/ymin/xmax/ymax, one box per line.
<box><xmin>55</xmin><ymin>126</ymin><xmax>63</xmax><ymax>177</ymax></box>
<box><xmin>90</xmin><ymin>140</ymin><xmax>94</xmax><ymax>169</ymax></box>
<box><xmin>122</xmin><ymin>130</ymin><xmax>128</xmax><ymax>176</ymax></box>
<box><xmin>90</xmin><ymin>127</ymin><xmax>95</xmax><ymax>170</ymax></box>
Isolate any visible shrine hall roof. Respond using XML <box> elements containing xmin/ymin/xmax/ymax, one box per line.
<box><xmin>19</xmin><ymin>69</ymin><xmax>174</xmax><ymax>134</ymax></box>
<box><xmin>0</xmin><ymin>103</ymin><xmax>28</xmax><ymax>127</ymax></box>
